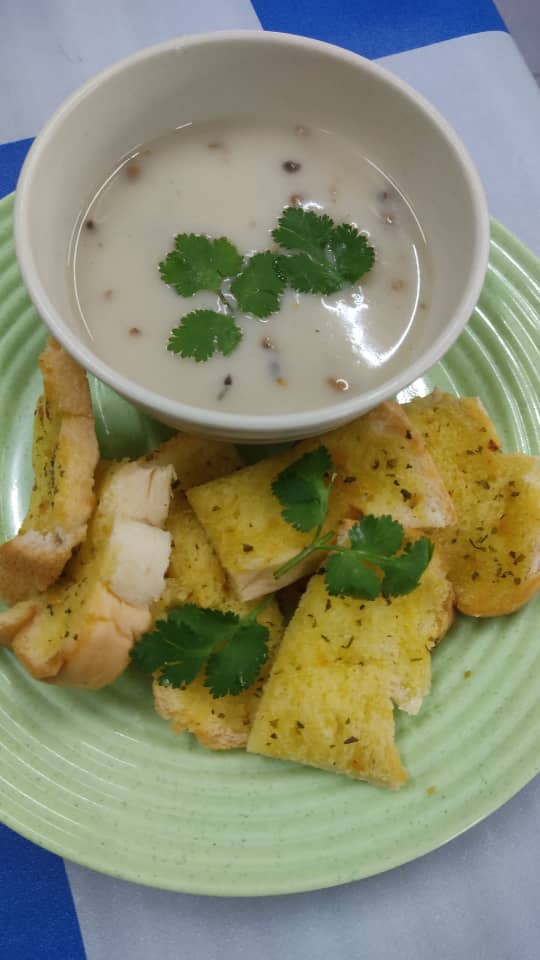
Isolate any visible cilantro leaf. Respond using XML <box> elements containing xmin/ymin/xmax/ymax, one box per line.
<box><xmin>328</xmin><ymin>224</ymin><xmax>375</xmax><ymax>284</ymax></box>
<box><xmin>171</xmin><ymin>604</ymin><xmax>239</xmax><ymax>637</ymax></box>
<box><xmin>326</xmin><ymin>551</ymin><xmax>381</xmax><ymax>600</ymax></box>
<box><xmin>272</xmin><ymin>207</ymin><xmax>334</xmax><ymax>260</ymax></box>
<box><xmin>272</xmin><ymin>207</ymin><xmax>375</xmax><ymax>295</ymax></box>
<box><xmin>131</xmin><ymin>603</ymin><xmax>270</xmax><ymax>698</ymax></box>
<box><xmin>167</xmin><ymin>309</ymin><xmax>242</xmax><ymax>362</ymax></box>
<box><xmin>380</xmin><ymin>537</ymin><xmax>434</xmax><ymax>597</ymax></box>
<box><xmin>272</xmin><ymin>446</ymin><xmax>335</xmax><ymax>532</ymax></box>
<box><xmin>277</xmin><ymin>253</ymin><xmax>341</xmax><ymax>295</ymax></box>
<box><xmin>159</xmin><ymin>234</ymin><xmax>242</xmax><ymax>296</ymax></box>
<box><xmin>341</xmin><ymin>517</ymin><xmax>433</xmax><ymax>597</ymax></box>
<box><xmin>272</xmin><ymin>450</ymin><xmax>434</xmax><ymax>598</ymax></box>
<box><xmin>206</xmin><ymin>618</ymin><xmax>269</xmax><ymax>696</ymax></box>
<box><xmin>131</xmin><ymin>615</ymin><xmax>214</xmax><ymax>688</ymax></box>
<box><xmin>348</xmin><ymin>515</ymin><xmax>404</xmax><ymax>557</ymax></box>
<box><xmin>230</xmin><ymin>252</ymin><xmax>286</xmax><ymax>318</ymax></box>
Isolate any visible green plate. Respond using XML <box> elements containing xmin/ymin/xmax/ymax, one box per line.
<box><xmin>1</xmin><ymin>191</ymin><xmax>540</xmax><ymax>896</ymax></box>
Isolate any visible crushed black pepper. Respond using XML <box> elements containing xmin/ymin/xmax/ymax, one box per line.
<box><xmin>282</xmin><ymin>160</ymin><xmax>301</xmax><ymax>173</ymax></box>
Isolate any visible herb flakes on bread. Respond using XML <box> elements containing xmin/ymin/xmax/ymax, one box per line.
<box><xmin>0</xmin><ymin>460</ymin><xmax>175</xmax><ymax>688</ymax></box>
<box><xmin>406</xmin><ymin>390</ymin><xmax>540</xmax><ymax>616</ymax></box>
<box><xmin>187</xmin><ymin>402</ymin><xmax>455</xmax><ymax>602</ymax></box>
<box><xmin>148</xmin><ymin>493</ymin><xmax>283</xmax><ymax>749</ymax></box>
<box><xmin>0</xmin><ymin>339</ymin><xmax>99</xmax><ymax>604</ymax></box>
<box><xmin>247</xmin><ymin>544</ymin><xmax>454</xmax><ymax>788</ymax></box>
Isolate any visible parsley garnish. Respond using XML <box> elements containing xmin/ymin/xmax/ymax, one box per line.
<box><xmin>273</xmin><ymin>208</ymin><xmax>375</xmax><ymax>294</ymax></box>
<box><xmin>167</xmin><ymin>309</ymin><xmax>242</xmax><ymax>362</ymax></box>
<box><xmin>273</xmin><ymin>446</ymin><xmax>433</xmax><ymax>599</ymax></box>
<box><xmin>160</xmin><ymin>208</ymin><xmax>375</xmax><ymax>364</ymax></box>
<box><xmin>230</xmin><ymin>252</ymin><xmax>286</xmax><ymax>318</ymax></box>
<box><xmin>271</xmin><ymin>446</ymin><xmax>334</xmax><ymax>532</ymax></box>
<box><xmin>131</xmin><ymin>599</ymin><xmax>271</xmax><ymax>698</ymax></box>
<box><xmin>159</xmin><ymin>235</ymin><xmax>242</xmax><ymax>296</ymax></box>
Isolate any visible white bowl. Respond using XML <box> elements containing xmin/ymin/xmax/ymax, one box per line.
<box><xmin>14</xmin><ymin>30</ymin><xmax>489</xmax><ymax>442</ymax></box>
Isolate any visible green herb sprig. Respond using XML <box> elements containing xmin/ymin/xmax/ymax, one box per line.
<box><xmin>131</xmin><ymin>598</ymin><xmax>271</xmax><ymax>698</ymax></box>
<box><xmin>160</xmin><ymin>207</ymin><xmax>375</xmax><ymax>362</ymax></box>
<box><xmin>272</xmin><ymin>445</ymin><xmax>434</xmax><ymax>599</ymax></box>
<box><xmin>131</xmin><ymin>445</ymin><xmax>433</xmax><ymax>699</ymax></box>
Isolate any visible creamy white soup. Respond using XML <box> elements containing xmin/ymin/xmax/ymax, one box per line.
<box><xmin>71</xmin><ymin>120</ymin><xmax>430</xmax><ymax>415</ymax></box>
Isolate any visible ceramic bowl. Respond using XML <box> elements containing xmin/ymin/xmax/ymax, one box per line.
<box><xmin>14</xmin><ymin>31</ymin><xmax>489</xmax><ymax>441</ymax></box>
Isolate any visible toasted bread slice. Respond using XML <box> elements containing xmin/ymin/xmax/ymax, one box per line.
<box><xmin>406</xmin><ymin>390</ymin><xmax>540</xmax><ymax>616</ymax></box>
<box><xmin>187</xmin><ymin>402</ymin><xmax>455</xmax><ymax>602</ymax></box>
<box><xmin>142</xmin><ymin>431</ymin><xmax>243</xmax><ymax>489</ymax></box>
<box><xmin>187</xmin><ymin>445</ymin><xmax>336</xmax><ymax>602</ymax></box>
<box><xmin>0</xmin><ymin>339</ymin><xmax>99</xmax><ymax>604</ymax></box>
<box><xmin>1</xmin><ymin>460</ymin><xmax>174</xmax><ymax>688</ymax></box>
<box><xmin>150</xmin><ymin>493</ymin><xmax>283</xmax><ymax>749</ymax></box>
<box><xmin>321</xmin><ymin>401</ymin><xmax>456</xmax><ymax>528</ymax></box>
<box><xmin>247</xmin><ymin>546</ymin><xmax>454</xmax><ymax>788</ymax></box>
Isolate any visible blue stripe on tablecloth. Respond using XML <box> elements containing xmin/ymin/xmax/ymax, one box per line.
<box><xmin>0</xmin><ymin>824</ymin><xmax>86</xmax><ymax>959</ymax></box>
<box><xmin>251</xmin><ymin>0</ymin><xmax>506</xmax><ymax>59</ymax></box>
<box><xmin>0</xmin><ymin>137</ymin><xmax>33</xmax><ymax>199</ymax></box>
<box><xmin>0</xmin><ymin>1</ymin><xmax>507</xmax><ymax>202</ymax></box>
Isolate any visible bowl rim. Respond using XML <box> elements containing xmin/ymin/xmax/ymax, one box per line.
<box><xmin>14</xmin><ymin>29</ymin><xmax>490</xmax><ymax>437</ymax></box>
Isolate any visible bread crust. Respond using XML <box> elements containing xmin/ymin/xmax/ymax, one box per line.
<box><xmin>1</xmin><ymin>462</ymin><xmax>174</xmax><ymax>689</ymax></box>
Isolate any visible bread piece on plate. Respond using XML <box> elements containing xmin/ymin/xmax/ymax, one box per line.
<box><xmin>247</xmin><ymin>545</ymin><xmax>454</xmax><ymax>789</ymax></box>
<box><xmin>0</xmin><ymin>460</ymin><xmax>175</xmax><ymax>688</ymax></box>
<box><xmin>321</xmin><ymin>401</ymin><xmax>456</xmax><ymax>529</ymax></box>
<box><xmin>142</xmin><ymin>431</ymin><xmax>243</xmax><ymax>490</ymax></box>
<box><xmin>150</xmin><ymin>493</ymin><xmax>283</xmax><ymax>749</ymax></box>
<box><xmin>187</xmin><ymin>446</ymin><xmax>336</xmax><ymax>603</ymax></box>
<box><xmin>187</xmin><ymin>402</ymin><xmax>455</xmax><ymax>602</ymax></box>
<box><xmin>0</xmin><ymin>339</ymin><xmax>99</xmax><ymax>604</ymax></box>
<box><xmin>406</xmin><ymin>390</ymin><xmax>540</xmax><ymax>616</ymax></box>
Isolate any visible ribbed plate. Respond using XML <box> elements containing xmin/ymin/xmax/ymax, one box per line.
<box><xmin>1</xmin><ymin>191</ymin><xmax>539</xmax><ymax>895</ymax></box>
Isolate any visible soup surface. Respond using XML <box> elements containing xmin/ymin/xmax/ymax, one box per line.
<box><xmin>72</xmin><ymin>120</ymin><xmax>431</xmax><ymax>415</ymax></box>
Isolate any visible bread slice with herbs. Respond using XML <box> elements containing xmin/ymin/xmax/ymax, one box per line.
<box><xmin>321</xmin><ymin>401</ymin><xmax>456</xmax><ymax>528</ymax></box>
<box><xmin>187</xmin><ymin>445</ymin><xmax>337</xmax><ymax>602</ymax></box>
<box><xmin>0</xmin><ymin>339</ymin><xmax>99</xmax><ymax>604</ymax></box>
<box><xmin>187</xmin><ymin>402</ymin><xmax>456</xmax><ymax>602</ymax></box>
<box><xmin>247</xmin><ymin>545</ymin><xmax>454</xmax><ymax>789</ymax></box>
<box><xmin>149</xmin><ymin>493</ymin><xmax>283</xmax><ymax>750</ymax></box>
<box><xmin>0</xmin><ymin>460</ymin><xmax>174</xmax><ymax>688</ymax></box>
<box><xmin>141</xmin><ymin>430</ymin><xmax>243</xmax><ymax>489</ymax></box>
<box><xmin>406</xmin><ymin>390</ymin><xmax>540</xmax><ymax>616</ymax></box>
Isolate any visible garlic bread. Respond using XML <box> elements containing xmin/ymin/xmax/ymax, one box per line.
<box><xmin>187</xmin><ymin>402</ymin><xmax>455</xmax><ymax>602</ymax></box>
<box><xmin>406</xmin><ymin>390</ymin><xmax>540</xmax><ymax>616</ymax></box>
<box><xmin>150</xmin><ymin>493</ymin><xmax>283</xmax><ymax>749</ymax></box>
<box><xmin>1</xmin><ymin>460</ymin><xmax>174</xmax><ymax>688</ymax></box>
<box><xmin>0</xmin><ymin>339</ymin><xmax>99</xmax><ymax>604</ymax></box>
<box><xmin>247</xmin><ymin>546</ymin><xmax>454</xmax><ymax>788</ymax></box>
